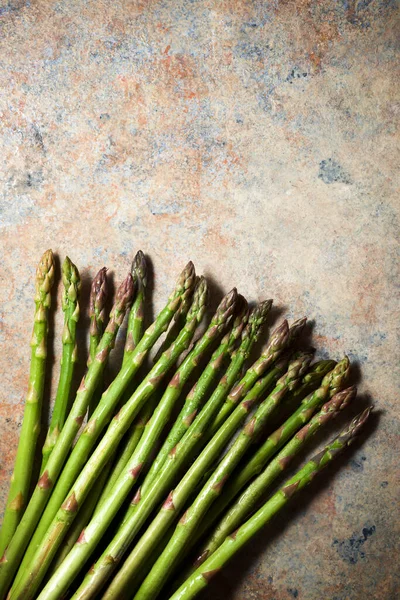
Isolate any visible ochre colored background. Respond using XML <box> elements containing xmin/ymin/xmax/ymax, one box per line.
<box><xmin>0</xmin><ymin>1</ymin><xmax>399</xmax><ymax>598</ymax></box>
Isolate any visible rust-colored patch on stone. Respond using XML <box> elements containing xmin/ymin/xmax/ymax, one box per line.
<box><xmin>38</xmin><ymin>470</ymin><xmax>53</xmax><ymax>489</ymax></box>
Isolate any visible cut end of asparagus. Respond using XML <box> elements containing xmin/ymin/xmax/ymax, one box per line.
<box><xmin>132</xmin><ymin>250</ymin><xmax>148</xmax><ymax>288</ymax></box>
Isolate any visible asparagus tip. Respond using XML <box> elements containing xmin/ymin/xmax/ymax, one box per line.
<box><xmin>132</xmin><ymin>250</ymin><xmax>148</xmax><ymax>287</ymax></box>
<box><xmin>90</xmin><ymin>267</ymin><xmax>108</xmax><ymax>318</ymax></box>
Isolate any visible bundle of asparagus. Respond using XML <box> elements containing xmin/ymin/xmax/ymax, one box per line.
<box><xmin>0</xmin><ymin>250</ymin><xmax>372</xmax><ymax>600</ymax></box>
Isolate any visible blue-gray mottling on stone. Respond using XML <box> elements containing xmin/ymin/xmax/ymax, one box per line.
<box><xmin>333</xmin><ymin>523</ymin><xmax>376</xmax><ymax>564</ymax></box>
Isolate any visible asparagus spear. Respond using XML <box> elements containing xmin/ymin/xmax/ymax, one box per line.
<box><xmin>122</xmin><ymin>250</ymin><xmax>147</xmax><ymax>365</ymax></box>
<box><xmin>87</xmin><ymin>267</ymin><xmax>108</xmax><ymax>417</ymax></box>
<box><xmin>0</xmin><ymin>273</ymin><xmax>135</xmax><ymax>598</ymax></box>
<box><xmin>94</xmin><ymin>253</ymin><xmax>149</xmax><ymax>502</ymax></box>
<box><xmin>9</xmin><ymin>276</ymin><xmax>207</xmax><ymax>600</ymax></box>
<box><xmin>95</xmin><ymin>287</ymin><xmax>238</xmax><ymax>517</ymax></box>
<box><xmin>192</xmin><ymin>386</ymin><xmax>357</xmax><ymax>567</ymax></box>
<box><xmin>41</xmin><ymin>257</ymin><xmax>81</xmax><ymax>470</ymax></box>
<box><xmin>34</xmin><ymin>284</ymin><xmax>238</xmax><ymax>600</ymax></box>
<box><xmin>1</xmin><ymin>264</ymin><xmax>194</xmax><ymax>597</ymax></box>
<box><xmin>129</xmin><ymin>353</ymin><xmax>313</xmax><ymax>600</ymax></box>
<box><xmin>102</xmin><ymin>356</ymin><xmax>349</xmax><ymax>600</ymax></box>
<box><xmin>152</xmin><ymin>278</ymin><xmax>196</xmax><ymax>364</ymax></box>
<box><xmin>47</xmin><ymin>458</ymin><xmax>113</xmax><ymax>574</ymax></box>
<box><xmin>69</xmin><ymin>354</ymin><xmax>309</xmax><ymax>600</ymax></box>
<box><xmin>191</xmin><ymin>357</ymin><xmax>351</xmax><ymax>542</ymax></box>
<box><xmin>88</xmin><ymin>267</ymin><xmax>108</xmax><ymax>364</ymax></box>
<box><xmin>169</xmin><ymin>407</ymin><xmax>372</xmax><ymax>600</ymax></box>
<box><xmin>0</xmin><ymin>250</ymin><xmax>55</xmax><ymax>556</ymax></box>
<box><xmin>141</xmin><ymin>295</ymin><xmax>250</xmax><ymax>495</ymax></box>
<box><xmin>209</xmin><ymin>318</ymin><xmax>306</xmax><ymax>434</ymax></box>
<box><xmin>119</xmin><ymin>300</ymin><xmax>273</xmax><ymax>526</ymax></box>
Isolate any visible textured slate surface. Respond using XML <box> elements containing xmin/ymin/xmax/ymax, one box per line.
<box><xmin>0</xmin><ymin>1</ymin><xmax>399</xmax><ymax>598</ymax></box>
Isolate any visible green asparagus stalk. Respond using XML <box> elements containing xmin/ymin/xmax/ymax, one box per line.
<box><xmin>209</xmin><ymin>318</ymin><xmax>306</xmax><ymax>434</ymax></box>
<box><xmin>191</xmin><ymin>357</ymin><xmax>351</xmax><ymax>542</ymax></box>
<box><xmin>152</xmin><ymin>277</ymin><xmax>196</xmax><ymax>364</ymax></box>
<box><xmin>8</xmin><ymin>262</ymin><xmax>195</xmax><ymax>598</ymax></box>
<box><xmin>122</xmin><ymin>250</ymin><xmax>147</xmax><ymax>365</ymax></box>
<box><xmin>192</xmin><ymin>386</ymin><xmax>357</xmax><ymax>567</ymax></box>
<box><xmin>141</xmin><ymin>295</ymin><xmax>250</xmax><ymax>496</ymax></box>
<box><xmin>9</xmin><ymin>276</ymin><xmax>206</xmax><ymax>600</ymax></box>
<box><xmin>72</xmin><ymin>353</ymin><xmax>307</xmax><ymax>599</ymax></box>
<box><xmin>87</xmin><ymin>267</ymin><xmax>108</xmax><ymax>417</ymax></box>
<box><xmin>169</xmin><ymin>407</ymin><xmax>372</xmax><ymax>600</ymax></box>
<box><xmin>88</xmin><ymin>267</ymin><xmax>108</xmax><ymax>365</ymax></box>
<box><xmin>131</xmin><ymin>353</ymin><xmax>314</xmax><ymax>600</ymax></box>
<box><xmin>34</xmin><ymin>284</ymin><xmax>240</xmax><ymax>600</ymax></box>
<box><xmin>95</xmin><ymin>287</ymin><xmax>238</xmax><ymax>518</ymax></box>
<box><xmin>0</xmin><ymin>250</ymin><xmax>55</xmax><ymax>556</ymax></box>
<box><xmin>48</xmin><ymin>458</ymin><xmax>113</xmax><ymax>574</ymax></box>
<box><xmin>93</xmin><ymin>253</ymin><xmax>149</xmax><ymax>502</ymax></box>
<box><xmin>41</xmin><ymin>257</ymin><xmax>81</xmax><ymax>471</ymax></box>
<box><xmin>0</xmin><ymin>273</ymin><xmax>135</xmax><ymax>599</ymax></box>
<box><xmin>4</xmin><ymin>263</ymin><xmax>194</xmax><ymax>595</ymax></box>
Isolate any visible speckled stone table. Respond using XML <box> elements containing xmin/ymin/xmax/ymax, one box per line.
<box><xmin>0</xmin><ymin>1</ymin><xmax>399</xmax><ymax>598</ymax></box>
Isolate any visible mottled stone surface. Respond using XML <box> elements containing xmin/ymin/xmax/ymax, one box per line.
<box><xmin>0</xmin><ymin>1</ymin><xmax>399</xmax><ymax>598</ymax></box>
